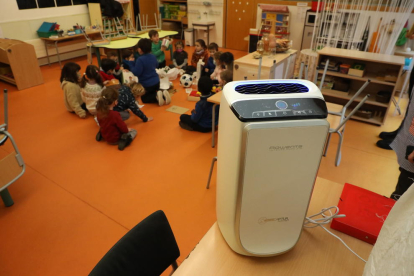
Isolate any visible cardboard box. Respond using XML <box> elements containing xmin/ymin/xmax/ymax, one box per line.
<box><xmin>188</xmin><ymin>90</ymin><xmax>200</xmax><ymax>101</ymax></box>
<box><xmin>330</xmin><ymin>183</ymin><xmax>396</xmax><ymax>245</ymax></box>
<box><xmin>348</xmin><ymin>63</ymin><xmax>366</xmax><ymax>77</ymax></box>
<box><xmin>384</xmin><ymin>70</ymin><xmax>398</xmax><ymax>83</ymax></box>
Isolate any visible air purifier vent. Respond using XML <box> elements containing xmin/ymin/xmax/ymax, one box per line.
<box><xmin>235</xmin><ymin>83</ymin><xmax>309</xmax><ymax>94</ymax></box>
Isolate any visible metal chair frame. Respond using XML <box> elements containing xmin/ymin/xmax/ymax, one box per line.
<box><xmin>0</xmin><ymin>89</ymin><xmax>26</xmax><ymax>207</ymax></box>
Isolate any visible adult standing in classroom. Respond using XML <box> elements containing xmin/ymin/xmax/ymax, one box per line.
<box><xmin>377</xmin><ymin>31</ymin><xmax>414</xmax><ymax>149</ymax></box>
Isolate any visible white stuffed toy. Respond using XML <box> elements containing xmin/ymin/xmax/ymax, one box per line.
<box><xmin>156</xmin><ymin>67</ymin><xmax>180</xmax><ymax>90</ymax></box>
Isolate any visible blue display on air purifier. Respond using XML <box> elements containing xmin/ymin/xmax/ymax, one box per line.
<box><xmin>276</xmin><ymin>100</ymin><xmax>288</xmax><ymax>110</ymax></box>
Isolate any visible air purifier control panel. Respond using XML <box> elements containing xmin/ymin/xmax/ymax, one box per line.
<box><xmin>230</xmin><ymin>98</ymin><xmax>327</xmax><ymax>122</ymax></box>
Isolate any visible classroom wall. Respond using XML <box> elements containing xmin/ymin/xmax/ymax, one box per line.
<box><xmin>0</xmin><ymin>2</ymin><xmax>91</xmax><ymax>62</ymax></box>
<box><xmin>187</xmin><ymin>0</ymin><xmax>224</xmax><ymax>47</ymax></box>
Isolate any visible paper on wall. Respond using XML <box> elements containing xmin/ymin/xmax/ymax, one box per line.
<box><xmin>297</xmin><ymin>6</ymin><xmax>308</xmax><ymax>22</ymax></box>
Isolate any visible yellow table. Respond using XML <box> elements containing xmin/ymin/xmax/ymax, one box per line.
<box><xmin>129</xmin><ymin>30</ymin><xmax>178</xmax><ymax>39</ymax></box>
<box><xmin>173</xmin><ymin>177</ymin><xmax>373</xmax><ymax>276</ymax></box>
<box><xmin>87</xmin><ymin>37</ymin><xmax>141</xmax><ymax>68</ymax></box>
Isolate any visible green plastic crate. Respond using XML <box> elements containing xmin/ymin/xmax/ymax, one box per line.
<box><xmin>37</xmin><ymin>31</ymin><xmax>58</xmax><ymax>38</ymax></box>
<box><xmin>37</xmin><ymin>22</ymin><xmax>58</xmax><ymax>38</ymax></box>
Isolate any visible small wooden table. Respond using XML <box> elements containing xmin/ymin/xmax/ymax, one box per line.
<box><xmin>192</xmin><ymin>22</ymin><xmax>215</xmax><ymax>46</ymax></box>
<box><xmin>207</xmin><ymin>92</ymin><xmax>222</xmax><ymax>148</ymax></box>
<box><xmin>41</xmin><ymin>31</ymin><xmax>101</xmax><ymax>69</ymax></box>
<box><xmin>173</xmin><ymin>177</ymin><xmax>373</xmax><ymax>276</ymax></box>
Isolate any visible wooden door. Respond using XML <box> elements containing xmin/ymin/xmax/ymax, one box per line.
<box><xmin>138</xmin><ymin>0</ymin><xmax>159</xmax><ymax>27</ymax></box>
<box><xmin>226</xmin><ymin>1</ymin><xmax>254</xmax><ymax>51</ymax></box>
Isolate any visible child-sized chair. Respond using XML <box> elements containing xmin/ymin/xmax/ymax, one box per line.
<box><xmin>324</xmin><ymin>80</ymin><xmax>371</xmax><ymax>166</ymax></box>
<box><xmin>0</xmin><ymin>89</ymin><xmax>26</xmax><ymax>207</ymax></box>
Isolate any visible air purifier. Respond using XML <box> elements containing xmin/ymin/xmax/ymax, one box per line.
<box><xmin>216</xmin><ymin>79</ymin><xmax>329</xmax><ymax>257</ymax></box>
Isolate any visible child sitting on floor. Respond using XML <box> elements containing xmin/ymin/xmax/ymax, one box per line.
<box><xmin>113</xmin><ymin>82</ymin><xmax>153</xmax><ymax>122</ymax></box>
<box><xmin>106</xmin><ymin>51</ymin><xmax>123</xmax><ymax>82</ymax></box>
<box><xmin>99</xmin><ymin>58</ymin><xmax>117</xmax><ymax>83</ymax></box>
<box><xmin>60</xmin><ymin>62</ymin><xmax>87</xmax><ymax>119</ymax></box>
<box><xmin>149</xmin><ymin>29</ymin><xmax>172</xmax><ymax>69</ymax></box>
<box><xmin>204</xmin><ymin>42</ymin><xmax>218</xmax><ymax>75</ymax></box>
<box><xmin>210</xmin><ymin>51</ymin><xmax>224</xmax><ymax>84</ymax></box>
<box><xmin>80</xmin><ymin>65</ymin><xmax>104</xmax><ymax>115</ymax></box>
<box><xmin>96</xmin><ymin>87</ymin><xmax>137</xmax><ymax>151</ymax></box>
<box><xmin>191</xmin><ymin>39</ymin><xmax>209</xmax><ymax>68</ymax></box>
<box><xmin>179</xmin><ymin>76</ymin><xmax>218</xmax><ymax>133</ymax></box>
<box><xmin>122</xmin><ymin>49</ymin><xmax>134</xmax><ymax>71</ymax></box>
<box><xmin>219</xmin><ymin>52</ymin><xmax>234</xmax><ymax>72</ymax></box>
<box><xmin>220</xmin><ymin>69</ymin><xmax>233</xmax><ymax>87</ymax></box>
<box><xmin>170</xmin><ymin>41</ymin><xmax>188</xmax><ymax>70</ymax></box>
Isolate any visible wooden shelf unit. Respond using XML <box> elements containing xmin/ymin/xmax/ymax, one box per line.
<box><xmin>0</xmin><ymin>39</ymin><xmax>43</xmax><ymax>90</ymax></box>
<box><xmin>160</xmin><ymin>0</ymin><xmax>187</xmax><ymax>22</ymax></box>
<box><xmin>317</xmin><ymin>48</ymin><xmax>405</xmax><ymax>126</ymax></box>
<box><xmin>260</xmin><ymin>11</ymin><xmax>290</xmax><ymax>40</ymax></box>
<box><xmin>317</xmin><ymin>70</ymin><xmax>396</xmax><ymax>87</ymax></box>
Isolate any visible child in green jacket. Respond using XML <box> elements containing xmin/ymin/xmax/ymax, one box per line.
<box><xmin>149</xmin><ymin>29</ymin><xmax>172</xmax><ymax>69</ymax></box>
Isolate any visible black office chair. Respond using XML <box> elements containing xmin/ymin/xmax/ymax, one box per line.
<box><xmin>89</xmin><ymin>210</ymin><xmax>180</xmax><ymax>276</ymax></box>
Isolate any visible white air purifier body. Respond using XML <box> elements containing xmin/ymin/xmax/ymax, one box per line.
<box><xmin>216</xmin><ymin>79</ymin><xmax>329</xmax><ymax>257</ymax></box>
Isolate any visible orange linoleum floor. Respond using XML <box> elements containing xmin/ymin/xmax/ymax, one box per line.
<box><xmin>0</xmin><ymin>46</ymin><xmax>405</xmax><ymax>275</ymax></box>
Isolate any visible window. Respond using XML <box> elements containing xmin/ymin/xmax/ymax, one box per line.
<box><xmin>16</xmin><ymin>0</ymin><xmax>87</xmax><ymax>10</ymax></box>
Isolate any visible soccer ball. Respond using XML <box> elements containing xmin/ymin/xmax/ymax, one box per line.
<box><xmin>180</xmin><ymin>74</ymin><xmax>193</xmax><ymax>87</ymax></box>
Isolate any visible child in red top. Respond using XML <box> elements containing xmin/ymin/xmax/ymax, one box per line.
<box><xmin>106</xmin><ymin>51</ymin><xmax>123</xmax><ymax>82</ymax></box>
<box><xmin>99</xmin><ymin>58</ymin><xmax>117</xmax><ymax>83</ymax></box>
<box><xmin>96</xmin><ymin>87</ymin><xmax>137</xmax><ymax>151</ymax></box>
<box><xmin>191</xmin><ymin>39</ymin><xmax>209</xmax><ymax>67</ymax></box>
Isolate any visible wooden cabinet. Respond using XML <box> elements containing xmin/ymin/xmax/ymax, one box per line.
<box><xmin>317</xmin><ymin>48</ymin><xmax>405</xmax><ymax>126</ymax></box>
<box><xmin>233</xmin><ymin>50</ymin><xmax>297</xmax><ymax>81</ymax></box>
<box><xmin>0</xmin><ymin>39</ymin><xmax>43</xmax><ymax>90</ymax></box>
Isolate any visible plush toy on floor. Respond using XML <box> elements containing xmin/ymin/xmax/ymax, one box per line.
<box><xmin>156</xmin><ymin>66</ymin><xmax>180</xmax><ymax>90</ymax></box>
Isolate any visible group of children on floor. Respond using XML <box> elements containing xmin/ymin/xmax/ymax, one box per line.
<box><xmin>60</xmin><ymin>29</ymin><xmax>233</xmax><ymax>150</ymax></box>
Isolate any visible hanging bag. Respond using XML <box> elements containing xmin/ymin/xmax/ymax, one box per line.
<box><xmin>100</xmin><ymin>0</ymin><xmax>124</xmax><ymax>18</ymax></box>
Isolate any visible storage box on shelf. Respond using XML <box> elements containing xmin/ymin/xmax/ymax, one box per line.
<box><xmin>160</xmin><ymin>0</ymin><xmax>187</xmax><ymax>23</ymax></box>
<box><xmin>317</xmin><ymin>47</ymin><xmax>405</xmax><ymax>126</ymax></box>
<box><xmin>0</xmin><ymin>39</ymin><xmax>43</xmax><ymax>90</ymax></box>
